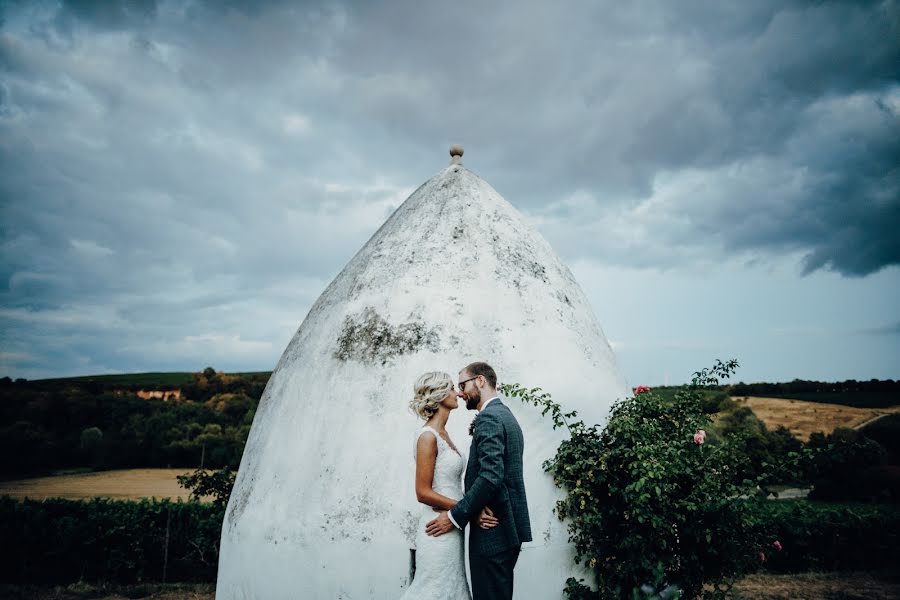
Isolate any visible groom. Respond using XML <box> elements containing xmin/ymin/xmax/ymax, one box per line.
<box><xmin>426</xmin><ymin>362</ymin><xmax>532</xmax><ymax>600</ymax></box>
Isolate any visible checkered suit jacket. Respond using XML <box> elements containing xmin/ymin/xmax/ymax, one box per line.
<box><xmin>450</xmin><ymin>399</ymin><xmax>532</xmax><ymax>556</ymax></box>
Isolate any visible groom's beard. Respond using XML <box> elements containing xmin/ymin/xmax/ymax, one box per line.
<box><xmin>465</xmin><ymin>388</ymin><xmax>481</xmax><ymax>410</ymax></box>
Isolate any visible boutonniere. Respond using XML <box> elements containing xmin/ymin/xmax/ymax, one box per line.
<box><xmin>468</xmin><ymin>415</ymin><xmax>480</xmax><ymax>436</ymax></box>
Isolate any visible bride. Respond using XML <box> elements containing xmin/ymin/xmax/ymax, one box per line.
<box><xmin>401</xmin><ymin>372</ymin><xmax>496</xmax><ymax>599</ymax></box>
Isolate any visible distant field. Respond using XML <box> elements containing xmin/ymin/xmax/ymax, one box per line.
<box><xmin>732</xmin><ymin>396</ymin><xmax>900</xmax><ymax>441</ymax></box>
<box><xmin>0</xmin><ymin>469</ymin><xmax>211</xmax><ymax>502</ymax></box>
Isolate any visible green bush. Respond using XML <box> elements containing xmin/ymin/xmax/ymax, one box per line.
<box><xmin>504</xmin><ymin>360</ymin><xmax>800</xmax><ymax>599</ymax></box>
<box><xmin>756</xmin><ymin>500</ymin><xmax>900</xmax><ymax>572</ymax></box>
<box><xmin>714</xmin><ymin>409</ymin><xmax>805</xmax><ymax>486</ymax></box>
<box><xmin>806</xmin><ymin>428</ymin><xmax>890</xmax><ymax>502</ymax></box>
<box><xmin>176</xmin><ymin>467</ymin><xmax>236</xmax><ymax>508</ymax></box>
<box><xmin>715</xmin><ymin>395</ymin><xmax>738</xmax><ymax>413</ymax></box>
<box><xmin>0</xmin><ymin>497</ymin><xmax>223</xmax><ymax>583</ymax></box>
<box><xmin>860</xmin><ymin>413</ymin><xmax>900</xmax><ymax>464</ymax></box>
<box><xmin>700</xmin><ymin>391</ymin><xmax>735</xmax><ymax>414</ymax></box>
<box><xmin>1</xmin><ymin>476</ymin><xmax>897</xmax><ymax>588</ymax></box>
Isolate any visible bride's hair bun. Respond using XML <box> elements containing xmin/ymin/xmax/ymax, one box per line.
<box><xmin>410</xmin><ymin>371</ymin><xmax>453</xmax><ymax>420</ymax></box>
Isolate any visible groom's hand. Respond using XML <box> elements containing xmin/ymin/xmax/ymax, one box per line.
<box><xmin>425</xmin><ymin>511</ymin><xmax>454</xmax><ymax>537</ymax></box>
<box><xmin>477</xmin><ymin>506</ymin><xmax>499</xmax><ymax>529</ymax></box>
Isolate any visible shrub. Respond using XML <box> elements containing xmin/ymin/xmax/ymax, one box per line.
<box><xmin>700</xmin><ymin>391</ymin><xmax>735</xmax><ymax>414</ymax></box>
<box><xmin>176</xmin><ymin>467</ymin><xmax>236</xmax><ymax>508</ymax></box>
<box><xmin>806</xmin><ymin>428</ymin><xmax>889</xmax><ymax>502</ymax></box>
<box><xmin>0</xmin><ymin>497</ymin><xmax>223</xmax><ymax>584</ymax></box>
<box><xmin>715</xmin><ymin>396</ymin><xmax>738</xmax><ymax>413</ymax></box>
<box><xmin>714</xmin><ymin>409</ymin><xmax>805</xmax><ymax>486</ymax></box>
<box><xmin>756</xmin><ymin>500</ymin><xmax>900</xmax><ymax>572</ymax></box>
<box><xmin>504</xmin><ymin>360</ymin><xmax>798</xmax><ymax>599</ymax></box>
<box><xmin>3</xmin><ymin>497</ymin><xmax>896</xmax><ymax>587</ymax></box>
<box><xmin>859</xmin><ymin>413</ymin><xmax>900</xmax><ymax>464</ymax></box>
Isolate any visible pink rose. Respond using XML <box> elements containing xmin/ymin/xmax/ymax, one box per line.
<box><xmin>773</xmin><ymin>540</ymin><xmax>782</xmax><ymax>552</ymax></box>
<box><xmin>693</xmin><ymin>430</ymin><xmax>706</xmax><ymax>445</ymax></box>
<box><xmin>634</xmin><ymin>385</ymin><xmax>652</xmax><ymax>395</ymax></box>
<box><xmin>759</xmin><ymin>551</ymin><xmax>766</xmax><ymax>563</ymax></box>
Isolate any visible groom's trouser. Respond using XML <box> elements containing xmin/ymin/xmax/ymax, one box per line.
<box><xmin>470</xmin><ymin>545</ymin><xmax>520</xmax><ymax>600</ymax></box>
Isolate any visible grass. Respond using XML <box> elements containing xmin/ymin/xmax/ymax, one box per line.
<box><xmin>0</xmin><ymin>468</ymin><xmax>211</xmax><ymax>502</ymax></box>
<box><xmin>730</xmin><ymin>396</ymin><xmax>900</xmax><ymax>441</ymax></box>
<box><xmin>732</xmin><ymin>571</ymin><xmax>900</xmax><ymax>599</ymax></box>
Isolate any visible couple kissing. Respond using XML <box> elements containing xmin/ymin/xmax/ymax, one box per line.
<box><xmin>401</xmin><ymin>362</ymin><xmax>532</xmax><ymax>600</ymax></box>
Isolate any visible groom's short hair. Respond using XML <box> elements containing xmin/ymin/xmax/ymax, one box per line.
<box><xmin>464</xmin><ymin>362</ymin><xmax>497</xmax><ymax>388</ymax></box>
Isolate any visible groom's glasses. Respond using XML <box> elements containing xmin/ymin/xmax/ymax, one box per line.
<box><xmin>458</xmin><ymin>376</ymin><xmax>479</xmax><ymax>391</ymax></box>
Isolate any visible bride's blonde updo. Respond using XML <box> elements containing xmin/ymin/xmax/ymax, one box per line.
<box><xmin>410</xmin><ymin>371</ymin><xmax>453</xmax><ymax>420</ymax></box>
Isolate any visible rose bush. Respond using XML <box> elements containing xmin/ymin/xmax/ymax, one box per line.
<box><xmin>503</xmin><ymin>360</ymin><xmax>800</xmax><ymax>599</ymax></box>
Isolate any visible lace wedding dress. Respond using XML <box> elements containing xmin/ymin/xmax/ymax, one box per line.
<box><xmin>400</xmin><ymin>426</ymin><xmax>471</xmax><ymax>600</ymax></box>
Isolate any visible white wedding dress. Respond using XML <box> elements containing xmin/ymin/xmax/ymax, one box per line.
<box><xmin>400</xmin><ymin>426</ymin><xmax>471</xmax><ymax>600</ymax></box>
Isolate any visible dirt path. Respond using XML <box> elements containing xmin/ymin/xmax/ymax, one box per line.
<box><xmin>0</xmin><ymin>469</ymin><xmax>208</xmax><ymax>502</ymax></box>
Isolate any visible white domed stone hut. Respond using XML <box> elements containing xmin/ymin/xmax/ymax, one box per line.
<box><xmin>217</xmin><ymin>147</ymin><xmax>630</xmax><ymax>599</ymax></box>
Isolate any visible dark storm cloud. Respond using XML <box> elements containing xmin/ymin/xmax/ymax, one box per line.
<box><xmin>57</xmin><ymin>0</ymin><xmax>158</xmax><ymax>31</ymax></box>
<box><xmin>524</xmin><ymin>2</ymin><xmax>899</xmax><ymax>277</ymax></box>
<box><xmin>1</xmin><ymin>0</ymin><xmax>898</xmax><ymax>378</ymax></box>
<box><xmin>291</xmin><ymin>0</ymin><xmax>900</xmax><ymax>276</ymax></box>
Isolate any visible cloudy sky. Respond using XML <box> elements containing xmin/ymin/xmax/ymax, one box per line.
<box><xmin>1</xmin><ymin>0</ymin><xmax>898</xmax><ymax>386</ymax></box>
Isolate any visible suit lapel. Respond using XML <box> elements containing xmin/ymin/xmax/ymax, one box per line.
<box><xmin>465</xmin><ymin>400</ymin><xmax>504</xmax><ymax>491</ymax></box>
<box><xmin>465</xmin><ymin>435</ymin><xmax>478</xmax><ymax>489</ymax></box>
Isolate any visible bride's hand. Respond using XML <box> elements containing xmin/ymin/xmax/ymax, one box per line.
<box><xmin>477</xmin><ymin>506</ymin><xmax>499</xmax><ymax>529</ymax></box>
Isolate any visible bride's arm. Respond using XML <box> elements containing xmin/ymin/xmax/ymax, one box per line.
<box><xmin>415</xmin><ymin>434</ymin><xmax>458</xmax><ymax>511</ymax></box>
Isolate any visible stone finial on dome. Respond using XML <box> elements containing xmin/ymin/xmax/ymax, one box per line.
<box><xmin>449</xmin><ymin>144</ymin><xmax>464</xmax><ymax>165</ymax></box>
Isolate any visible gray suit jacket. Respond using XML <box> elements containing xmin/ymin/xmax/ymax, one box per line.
<box><xmin>450</xmin><ymin>399</ymin><xmax>532</xmax><ymax>556</ymax></box>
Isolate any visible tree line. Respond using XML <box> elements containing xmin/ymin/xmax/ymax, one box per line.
<box><xmin>0</xmin><ymin>368</ymin><xmax>266</xmax><ymax>478</ymax></box>
<box><xmin>730</xmin><ymin>378</ymin><xmax>899</xmax><ymax>408</ymax></box>
<box><xmin>2</xmin><ymin>371</ymin><xmax>898</xmax><ymax>502</ymax></box>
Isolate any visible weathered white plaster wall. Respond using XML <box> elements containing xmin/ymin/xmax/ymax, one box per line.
<box><xmin>217</xmin><ymin>163</ymin><xmax>630</xmax><ymax>599</ymax></box>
